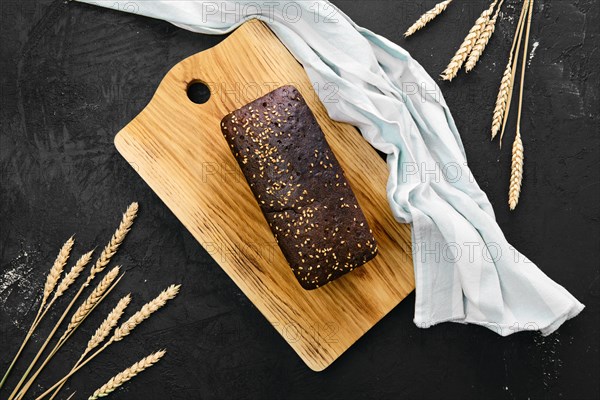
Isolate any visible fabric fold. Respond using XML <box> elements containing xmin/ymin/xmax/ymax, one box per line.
<box><xmin>77</xmin><ymin>0</ymin><xmax>584</xmax><ymax>335</ymax></box>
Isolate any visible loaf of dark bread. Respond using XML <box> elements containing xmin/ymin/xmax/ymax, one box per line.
<box><xmin>220</xmin><ymin>85</ymin><xmax>377</xmax><ymax>290</ymax></box>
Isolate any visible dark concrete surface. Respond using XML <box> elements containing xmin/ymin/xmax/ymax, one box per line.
<box><xmin>1</xmin><ymin>1</ymin><xmax>598</xmax><ymax>399</ymax></box>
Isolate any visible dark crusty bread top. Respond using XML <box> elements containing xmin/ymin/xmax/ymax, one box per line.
<box><xmin>220</xmin><ymin>85</ymin><xmax>377</xmax><ymax>289</ymax></box>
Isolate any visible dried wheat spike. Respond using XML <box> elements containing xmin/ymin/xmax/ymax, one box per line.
<box><xmin>509</xmin><ymin>130</ymin><xmax>524</xmax><ymax>210</ymax></box>
<box><xmin>89</xmin><ymin>203</ymin><xmax>138</xmax><ymax>281</ymax></box>
<box><xmin>441</xmin><ymin>1</ymin><xmax>496</xmax><ymax>80</ymax></box>
<box><xmin>404</xmin><ymin>0</ymin><xmax>453</xmax><ymax>37</ymax></box>
<box><xmin>67</xmin><ymin>267</ymin><xmax>120</xmax><ymax>333</ymax></box>
<box><xmin>43</xmin><ymin>237</ymin><xmax>75</xmax><ymax>304</ymax></box>
<box><xmin>491</xmin><ymin>59</ymin><xmax>513</xmax><ymax>139</ymax></box>
<box><xmin>85</xmin><ymin>295</ymin><xmax>131</xmax><ymax>355</ymax></box>
<box><xmin>52</xmin><ymin>250</ymin><xmax>94</xmax><ymax>301</ymax></box>
<box><xmin>88</xmin><ymin>350</ymin><xmax>166</xmax><ymax>400</ymax></box>
<box><xmin>466</xmin><ymin>0</ymin><xmax>504</xmax><ymax>71</ymax></box>
<box><xmin>112</xmin><ymin>285</ymin><xmax>181</xmax><ymax>341</ymax></box>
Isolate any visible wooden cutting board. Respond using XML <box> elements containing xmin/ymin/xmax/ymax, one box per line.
<box><xmin>115</xmin><ymin>19</ymin><xmax>414</xmax><ymax>371</ymax></box>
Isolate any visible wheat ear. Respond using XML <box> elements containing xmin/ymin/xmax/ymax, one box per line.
<box><xmin>48</xmin><ymin>295</ymin><xmax>132</xmax><ymax>400</ymax></box>
<box><xmin>88</xmin><ymin>350</ymin><xmax>166</xmax><ymax>400</ymax></box>
<box><xmin>404</xmin><ymin>0</ymin><xmax>453</xmax><ymax>37</ymax></box>
<box><xmin>441</xmin><ymin>0</ymin><xmax>497</xmax><ymax>80</ymax></box>
<box><xmin>491</xmin><ymin>60</ymin><xmax>513</xmax><ymax>139</ymax></box>
<box><xmin>0</xmin><ymin>237</ymin><xmax>74</xmax><ymax>390</ymax></box>
<box><xmin>508</xmin><ymin>0</ymin><xmax>534</xmax><ymax>210</ymax></box>
<box><xmin>509</xmin><ymin>130</ymin><xmax>524</xmax><ymax>210</ymax></box>
<box><xmin>88</xmin><ymin>202</ymin><xmax>138</xmax><ymax>283</ymax></box>
<box><xmin>43</xmin><ymin>236</ymin><xmax>75</xmax><ymax>305</ymax></box>
<box><xmin>35</xmin><ymin>284</ymin><xmax>181</xmax><ymax>400</ymax></box>
<box><xmin>465</xmin><ymin>0</ymin><xmax>505</xmax><ymax>72</ymax></box>
<box><xmin>64</xmin><ymin>267</ymin><xmax>121</xmax><ymax>336</ymax></box>
<box><xmin>112</xmin><ymin>284</ymin><xmax>181</xmax><ymax>341</ymax></box>
<box><xmin>52</xmin><ymin>250</ymin><xmax>94</xmax><ymax>301</ymax></box>
<box><xmin>9</xmin><ymin>204</ymin><xmax>138</xmax><ymax>400</ymax></box>
<box><xmin>86</xmin><ymin>294</ymin><xmax>131</xmax><ymax>354</ymax></box>
<box><xmin>29</xmin><ymin>249</ymin><xmax>95</xmax><ymax>334</ymax></box>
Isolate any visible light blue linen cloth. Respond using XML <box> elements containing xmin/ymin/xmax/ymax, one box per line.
<box><xmin>79</xmin><ymin>0</ymin><xmax>584</xmax><ymax>335</ymax></box>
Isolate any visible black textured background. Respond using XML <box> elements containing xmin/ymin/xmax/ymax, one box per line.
<box><xmin>1</xmin><ymin>1</ymin><xmax>599</xmax><ymax>399</ymax></box>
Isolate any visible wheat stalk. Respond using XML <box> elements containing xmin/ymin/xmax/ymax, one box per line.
<box><xmin>35</xmin><ymin>284</ymin><xmax>181</xmax><ymax>400</ymax></box>
<box><xmin>48</xmin><ymin>295</ymin><xmax>132</xmax><ymax>400</ymax></box>
<box><xmin>508</xmin><ymin>0</ymin><xmax>534</xmax><ymax>210</ymax></box>
<box><xmin>12</xmin><ymin>272</ymin><xmax>124</xmax><ymax>400</ymax></box>
<box><xmin>0</xmin><ymin>237</ymin><xmax>74</xmax><ymax>390</ymax></box>
<box><xmin>88</xmin><ymin>202</ymin><xmax>138</xmax><ymax>283</ymax></box>
<box><xmin>499</xmin><ymin>0</ymin><xmax>530</xmax><ymax>146</ymax></box>
<box><xmin>88</xmin><ymin>350</ymin><xmax>166</xmax><ymax>400</ymax></box>
<box><xmin>509</xmin><ymin>129</ymin><xmax>524</xmax><ymax>210</ymax></box>
<box><xmin>465</xmin><ymin>0</ymin><xmax>505</xmax><ymax>72</ymax></box>
<box><xmin>8</xmin><ymin>204</ymin><xmax>139</xmax><ymax>400</ymax></box>
<box><xmin>441</xmin><ymin>0</ymin><xmax>497</xmax><ymax>80</ymax></box>
<box><xmin>404</xmin><ymin>0</ymin><xmax>453</xmax><ymax>37</ymax></box>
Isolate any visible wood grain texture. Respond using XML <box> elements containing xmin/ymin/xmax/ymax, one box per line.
<box><xmin>115</xmin><ymin>19</ymin><xmax>414</xmax><ymax>371</ymax></box>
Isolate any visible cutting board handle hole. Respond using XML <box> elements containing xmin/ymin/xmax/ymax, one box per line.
<box><xmin>187</xmin><ymin>81</ymin><xmax>211</xmax><ymax>104</ymax></box>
